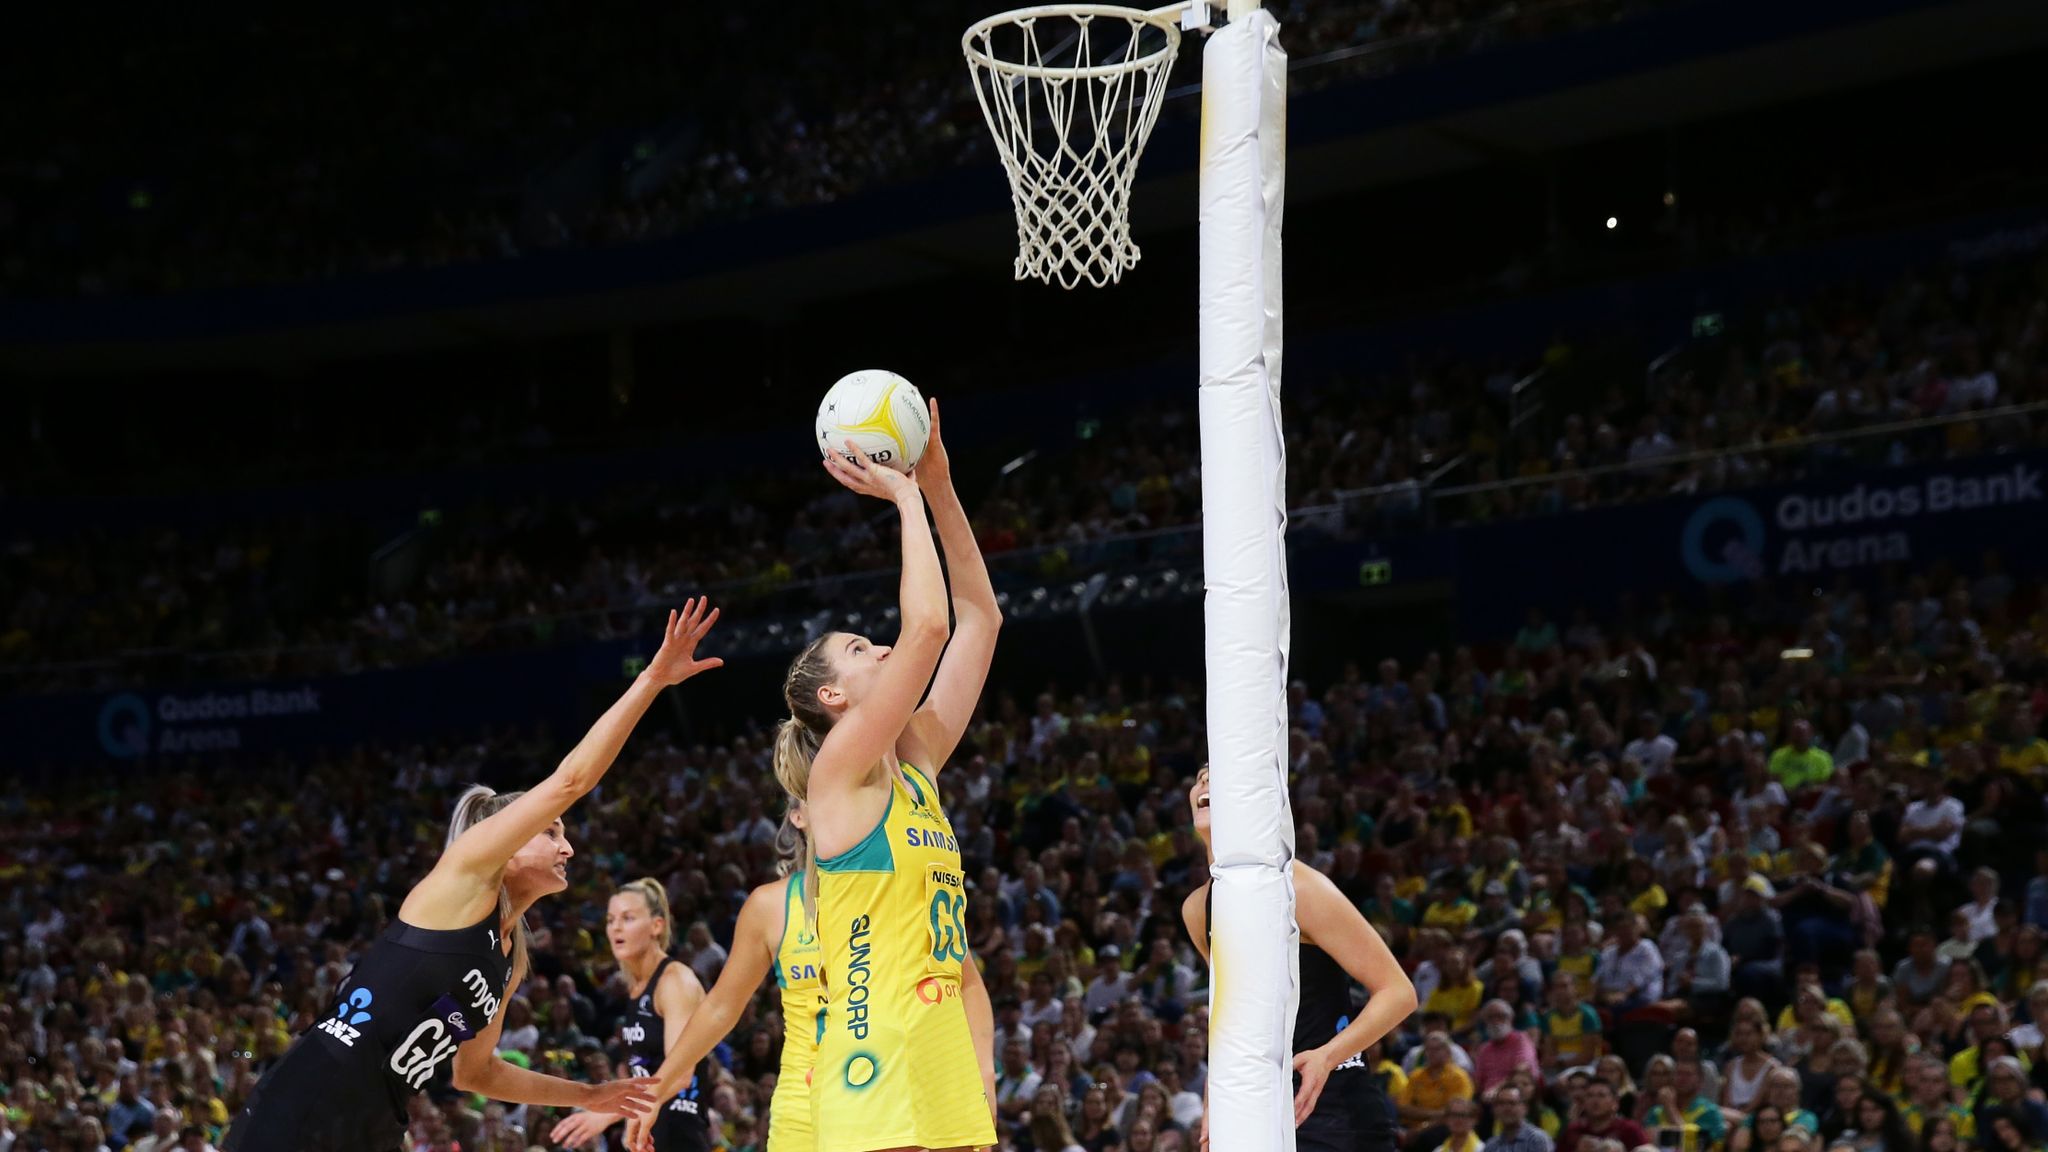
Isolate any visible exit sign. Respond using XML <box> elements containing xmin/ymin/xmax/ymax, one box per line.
<box><xmin>1360</xmin><ymin>559</ymin><xmax>1394</xmax><ymax>586</ymax></box>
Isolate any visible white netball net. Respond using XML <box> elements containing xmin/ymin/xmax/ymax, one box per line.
<box><xmin>964</xmin><ymin>5</ymin><xmax>1182</xmax><ymax>288</ymax></box>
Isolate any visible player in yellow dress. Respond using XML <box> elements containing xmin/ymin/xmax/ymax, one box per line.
<box><xmin>626</xmin><ymin>815</ymin><xmax>823</xmax><ymax>1151</ymax></box>
<box><xmin>626</xmin><ymin>811</ymin><xmax>998</xmax><ymax>1152</ymax></box>
<box><xmin>772</xmin><ymin>402</ymin><xmax>1002</xmax><ymax>1152</ymax></box>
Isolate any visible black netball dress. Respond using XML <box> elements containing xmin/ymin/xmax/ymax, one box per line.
<box><xmin>224</xmin><ymin>911</ymin><xmax>515</xmax><ymax>1152</ymax></box>
<box><xmin>1207</xmin><ymin>888</ymin><xmax>1399</xmax><ymax>1152</ymax></box>
<box><xmin>623</xmin><ymin>955</ymin><xmax>715</xmax><ymax>1152</ymax></box>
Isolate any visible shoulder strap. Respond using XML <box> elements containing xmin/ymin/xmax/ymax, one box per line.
<box><xmin>646</xmin><ymin>955</ymin><xmax>676</xmax><ymax>1004</ymax></box>
<box><xmin>1204</xmin><ymin>884</ymin><xmax>1213</xmax><ymax>947</ymax></box>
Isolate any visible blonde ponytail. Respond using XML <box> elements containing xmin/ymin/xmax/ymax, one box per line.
<box><xmin>773</xmin><ymin>812</ymin><xmax>806</xmax><ymax>879</ymax></box>
<box><xmin>446</xmin><ymin>784</ymin><xmax>531</xmax><ymax>978</ymax></box>
<box><xmin>617</xmin><ymin>877</ymin><xmax>674</xmax><ymax>952</ymax></box>
<box><xmin>773</xmin><ymin>718</ymin><xmax>824</xmax><ymax>931</ymax></box>
<box><xmin>777</xmin><ymin>631</ymin><xmax>838</xmax><ymax>932</ymax></box>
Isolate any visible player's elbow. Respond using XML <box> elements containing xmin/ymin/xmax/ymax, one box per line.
<box><xmin>548</xmin><ymin>752</ymin><xmax>611</xmax><ymax>798</ymax></box>
<box><xmin>1379</xmin><ymin>972</ymin><xmax>1419</xmax><ymax>1017</ymax></box>
<box><xmin>898</xmin><ymin>615</ymin><xmax>951</xmax><ymax>650</ymax></box>
<box><xmin>450</xmin><ymin>1052</ymin><xmax>493</xmax><ymax>1095</ymax></box>
<box><xmin>958</xmin><ymin>592</ymin><xmax>1003</xmax><ymax>628</ymax></box>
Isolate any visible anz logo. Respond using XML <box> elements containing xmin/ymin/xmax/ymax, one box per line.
<box><xmin>1332</xmin><ymin>1016</ymin><xmax>1366</xmax><ymax>1070</ymax></box>
<box><xmin>317</xmin><ymin>987</ymin><xmax>375</xmax><ymax>1048</ymax></box>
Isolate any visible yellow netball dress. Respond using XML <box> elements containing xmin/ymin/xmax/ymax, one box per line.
<box><xmin>773</xmin><ymin>871</ymin><xmax>826</xmax><ymax>1152</ymax></box>
<box><xmin>812</xmin><ymin>764</ymin><xmax>993</xmax><ymax>1152</ymax></box>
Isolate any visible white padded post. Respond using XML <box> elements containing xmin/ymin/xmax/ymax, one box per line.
<box><xmin>1198</xmin><ymin>7</ymin><xmax>1294</xmax><ymax>1152</ymax></box>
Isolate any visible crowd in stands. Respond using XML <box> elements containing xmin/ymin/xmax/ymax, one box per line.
<box><xmin>3</xmin><ymin>556</ymin><xmax>2047</xmax><ymax>1152</ymax></box>
<box><xmin>7</xmin><ymin>240</ymin><xmax>2045</xmax><ymax>694</ymax></box>
<box><xmin>1</xmin><ymin>0</ymin><xmax>1676</xmax><ymax>297</ymax></box>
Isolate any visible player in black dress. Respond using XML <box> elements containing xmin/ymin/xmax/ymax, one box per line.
<box><xmin>548</xmin><ymin>878</ymin><xmax>716</xmax><ymax>1152</ymax></box>
<box><xmin>224</xmin><ymin>600</ymin><xmax>724</xmax><ymax>1152</ymax></box>
<box><xmin>1182</xmin><ymin>765</ymin><xmax>1417</xmax><ymax>1152</ymax></box>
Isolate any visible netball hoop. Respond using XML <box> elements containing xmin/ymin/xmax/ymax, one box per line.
<box><xmin>965</xmin><ymin>2</ymin><xmax>1299</xmax><ymax>1151</ymax></box>
<box><xmin>962</xmin><ymin>4</ymin><xmax>1186</xmax><ymax>288</ymax></box>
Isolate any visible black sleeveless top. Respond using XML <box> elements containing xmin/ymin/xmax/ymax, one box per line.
<box><xmin>1201</xmin><ymin>886</ymin><xmax>1386</xmax><ymax>1083</ymax></box>
<box><xmin>227</xmin><ymin>911</ymin><xmax>515</xmax><ymax>1150</ymax></box>
<box><xmin>1295</xmin><ymin>936</ymin><xmax>1363</xmax><ymax>1058</ymax></box>
<box><xmin>625</xmin><ymin>956</ymin><xmax>714</xmax><ymax>1141</ymax></box>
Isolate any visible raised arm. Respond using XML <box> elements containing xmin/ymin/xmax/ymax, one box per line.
<box><xmin>900</xmin><ymin>399</ymin><xmax>1003</xmax><ymax>774</ymax></box>
<box><xmin>1292</xmin><ymin>861</ymin><xmax>1419</xmax><ymax>1125</ymax></box>
<box><xmin>405</xmin><ymin>602</ymin><xmax>722</xmax><ymax>929</ymax></box>
<box><xmin>809</xmin><ymin>447</ymin><xmax>951</xmax><ymax>834</ymax></box>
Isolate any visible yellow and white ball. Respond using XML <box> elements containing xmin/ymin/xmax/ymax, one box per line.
<box><xmin>815</xmin><ymin>369</ymin><xmax>930</xmax><ymax>474</ymax></box>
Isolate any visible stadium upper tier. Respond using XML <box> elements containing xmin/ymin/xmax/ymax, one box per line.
<box><xmin>4</xmin><ymin>0</ymin><xmax>2026</xmax><ymax>311</ymax></box>
<box><xmin>4</xmin><ymin>233</ymin><xmax>2042</xmax><ymax>694</ymax></box>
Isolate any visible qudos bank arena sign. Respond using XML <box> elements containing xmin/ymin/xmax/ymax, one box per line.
<box><xmin>1679</xmin><ymin>458</ymin><xmax>2043</xmax><ymax>584</ymax></box>
<box><xmin>95</xmin><ymin>686</ymin><xmax>323</xmax><ymax>759</ymax></box>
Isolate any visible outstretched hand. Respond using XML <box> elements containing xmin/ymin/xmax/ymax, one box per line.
<box><xmin>585</xmin><ymin>1075</ymin><xmax>663</xmax><ymax>1119</ymax></box>
<box><xmin>824</xmin><ymin>440</ymin><xmax>920</xmax><ymax>502</ymax></box>
<box><xmin>546</xmin><ymin>1109</ymin><xmax>618</xmax><ymax>1148</ymax></box>
<box><xmin>643</xmin><ymin>598</ymin><xmax>724</xmax><ymax>686</ymax></box>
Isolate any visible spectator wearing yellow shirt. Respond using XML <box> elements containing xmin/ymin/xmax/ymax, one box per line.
<box><xmin>1470</xmin><ymin>837</ymin><xmax>1528</xmax><ymax>905</ymax></box>
<box><xmin>1902</xmin><ymin>1054</ymin><xmax>1977</xmax><ymax>1142</ymax></box>
<box><xmin>1626</xmin><ymin>858</ymin><xmax>1669</xmax><ymax>925</ymax></box>
<box><xmin>1370</xmin><ymin>1040</ymin><xmax>1410</xmax><ymax>1103</ymax></box>
<box><xmin>1539</xmin><ymin>973</ymin><xmax>1604</xmax><ymax>1075</ymax></box>
<box><xmin>1402</xmin><ymin>1031</ymin><xmax>1476</xmax><ymax>1133</ymax></box>
<box><xmin>1948</xmin><ymin>1002</ymin><xmax>2029</xmax><ymax>1091</ymax></box>
<box><xmin>1997</xmin><ymin>702</ymin><xmax>2048</xmax><ymax>775</ymax></box>
<box><xmin>1429</xmin><ymin>788</ymin><xmax>1475</xmax><ymax>840</ymax></box>
<box><xmin>1768</xmin><ymin>720</ymin><xmax>1835</xmax><ymax>793</ymax></box>
<box><xmin>1552</xmin><ymin>922</ymin><xmax>1600</xmax><ymax>987</ymax></box>
<box><xmin>1424</xmin><ymin>875</ymin><xmax>1479</xmax><ymax>935</ymax></box>
<box><xmin>1773</xmin><ymin>977</ymin><xmax>1856</xmax><ymax>1034</ymax></box>
<box><xmin>1434</xmin><ymin>1097</ymin><xmax>1484</xmax><ymax>1152</ymax></box>
<box><xmin>1426</xmin><ymin>946</ymin><xmax>1487</xmax><ymax>1034</ymax></box>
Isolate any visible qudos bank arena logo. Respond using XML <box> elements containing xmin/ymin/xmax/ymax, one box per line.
<box><xmin>1679</xmin><ymin>496</ymin><xmax>1766</xmax><ymax>584</ymax></box>
<box><xmin>97</xmin><ymin>693</ymin><xmax>152</xmax><ymax>759</ymax></box>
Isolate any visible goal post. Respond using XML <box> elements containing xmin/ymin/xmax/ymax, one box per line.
<box><xmin>1196</xmin><ymin>8</ymin><xmax>1298</xmax><ymax>1152</ymax></box>
<box><xmin>964</xmin><ymin>4</ymin><xmax>1297</xmax><ymax>1149</ymax></box>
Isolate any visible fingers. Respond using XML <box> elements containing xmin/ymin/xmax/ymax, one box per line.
<box><xmin>689</xmin><ymin>605</ymin><xmax>720</xmax><ymax>639</ymax></box>
<box><xmin>822</xmin><ymin>452</ymin><xmax>871</xmax><ymax>493</ymax></box>
<box><xmin>695</xmin><ymin>657</ymin><xmax>726</xmax><ymax>672</ymax></box>
<box><xmin>609</xmin><ymin>1077</ymin><xmax>661</xmax><ymax>1117</ymax></box>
